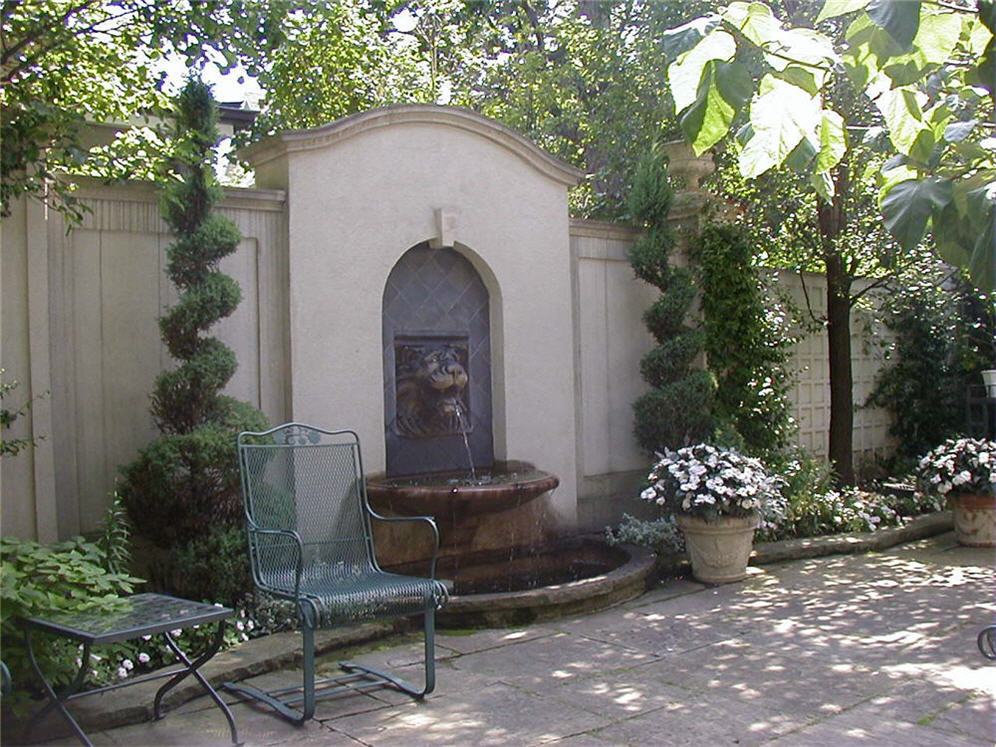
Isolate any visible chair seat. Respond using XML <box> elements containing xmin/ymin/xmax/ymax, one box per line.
<box><xmin>265</xmin><ymin>569</ymin><xmax>447</xmax><ymax>627</ymax></box>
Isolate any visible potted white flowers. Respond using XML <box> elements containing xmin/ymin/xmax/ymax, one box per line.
<box><xmin>640</xmin><ymin>444</ymin><xmax>783</xmax><ymax>583</ymax></box>
<box><xmin>916</xmin><ymin>437</ymin><xmax>996</xmax><ymax>547</ymax></box>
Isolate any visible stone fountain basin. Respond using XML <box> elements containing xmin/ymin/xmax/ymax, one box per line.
<box><xmin>385</xmin><ymin>537</ymin><xmax>656</xmax><ymax>628</ymax></box>
<box><xmin>366</xmin><ymin>460</ymin><xmax>559</xmax><ymax>518</ymax></box>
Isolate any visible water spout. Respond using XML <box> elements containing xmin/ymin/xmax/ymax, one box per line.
<box><xmin>454</xmin><ymin>401</ymin><xmax>477</xmax><ymax>482</ymax></box>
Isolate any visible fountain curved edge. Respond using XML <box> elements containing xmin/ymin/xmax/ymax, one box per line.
<box><xmin>437</xmin><ymin>538</ymin><xmax>657</xmax><ymax>628</ymax></box>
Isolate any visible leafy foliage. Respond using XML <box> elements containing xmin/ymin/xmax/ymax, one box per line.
<box><xmin>118</xmin><ymin>80</ymin><xmax>267</xmax><ymax>606</ymax></box>
<box><xmin>867</xmin><ymin>282</ymin><xmax>991</xmax><ymax>467</ymax></box>
<box><xmin>0</xmin><ymin>536</ymin><xmax>142</xmax><ymax>699</ymax></box>
<box><xmin>691</xmin><ymin>222</ymin><xmax>795</xmax><ymax>456</ymax></box>
<box><xmin>663</xmin><ymin>0</ymin><xmax>995</xmax><ymax>292</ymax></box>
<box><xmin>0</xmin><ymin>1</ymin><xmax>299</xmax><ymax>217</ymax></box>
<box><xmin>628</xmin><ymin>147</ymin><xmax>715</xmax><ymax>452</ymax></box>
<box><xmin>248</xmin><ymin>1</ymin><xmax>708</xmax><ymax>220</ymax></box>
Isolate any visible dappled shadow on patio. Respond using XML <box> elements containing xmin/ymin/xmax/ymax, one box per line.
<box><xmin>52</xmin><ymin>533</ymin><xmax>994</xmax><ymax>746</ymax></box>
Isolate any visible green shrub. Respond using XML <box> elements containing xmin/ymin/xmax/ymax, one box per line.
<box><xmin>692</xmin><ymin>222</ymin><xmax>795</xmax><ymax>457</ymax></box>
<box><xmin>167</xmin><ymin>526</ymin><xmax>254</xmax><ymax>608</ymax></box>
<box><xmin>868</xmin><ymin>285</ymin><xmax>995</xmax><ymax>468</ymax></box>
<box><xmin>627</xmin><ymin>147</ymin><xmax>714</xmax><ymax>453</ymax></box>
<box><xmin>119</xmin><ymin>79</ymin><xmax>267</xmax><ymax>606</ymax></box>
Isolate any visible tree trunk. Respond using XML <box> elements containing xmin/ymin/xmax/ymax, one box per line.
<box><xmin>825</xmin><ymin>251</ymin><xmax>855</xmax><ymax>484</ymax></box>
<box><xmin>818</xmin><ymin>162</ymin><xmax>855</xmax><ymax>484</ymax></box>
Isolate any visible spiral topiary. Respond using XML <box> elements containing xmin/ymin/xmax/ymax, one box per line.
<box><xmin>628</xmin><ymin>147</ymin><xmax>714</xmax><ymax>453</ymax></box>
<box><xmin>118</xmin><ymin>79</ymin><xmax>267</xmax><ymax>604</ymax></box>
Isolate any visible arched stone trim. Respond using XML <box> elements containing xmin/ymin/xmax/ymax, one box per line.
<box><xmin>242</xmin><ymin>105</ymin><xmax>585</xmax><ymax>187</ymax></box>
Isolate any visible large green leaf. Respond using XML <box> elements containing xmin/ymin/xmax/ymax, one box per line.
<box><xmin>661</xmin><ymin>15</ymin><xmax>721</xmax><ymax>61</ymax></box>
<box><xmin>933</xmin><ymin>182</ymin><xmax>996</xmax><ymax>292</ymax></box>
<box><xmin>739</xmin><ymin>75</ymin><xmax>822</xmax><ymax>178</ymax></box>
<box><xmin>912</xmin><ymin>11</ymin><xmax>962</xmax><ymax>66</ymax></box>
<box><xmin>874</xmin><ymin>82</ymin><xmax>928</xmax><ymax>156</ymax></box>
<box><xmin>814</xmin><ymin>109</ymin><xmax>847</xmax><ymax>173</ymax></box>
<box><xmin>880</xmin><ymin>176</ymin><xmax>952</xmax><ymax>249</ymax></box>
<box><xmin>681</xmin><ymin>60</ymin><xmax>752</xmax><ymax>155</ymax></box>
<box><xmin>724</xmin><ymin>2</ymin><xmax>781</xmax><ymax>47</ymax></box>
<box><xmin>867</xmin><ymin>0</ymin><xmax>921</xmax><ymax>50</ymax></box>
<box><xmin>668</xmin><ymin>30</ymin><xmax>737</xmax><ymax>114</ymax></box>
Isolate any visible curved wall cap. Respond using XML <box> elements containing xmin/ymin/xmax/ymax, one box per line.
<box><xmin>241</xmin><ymin>104</ymin><xmax>585</xmax><ymax>187</ymax></box>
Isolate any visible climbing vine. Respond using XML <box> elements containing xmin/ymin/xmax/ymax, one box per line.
<box><xmin>691</xmin><ymin>222</ymin><xmax>795</xmax><ymax>457</ymax></box>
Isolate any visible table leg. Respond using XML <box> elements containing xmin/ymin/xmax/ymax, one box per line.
<box><xmin>154</xmin><ymin>623</ymin><xmax>239</xmax><ymax>745</ymax></box>
<box><xmin>22</xmin><ymin>630</ymin><xmax>93</xmax><ymax>747</ymax></box>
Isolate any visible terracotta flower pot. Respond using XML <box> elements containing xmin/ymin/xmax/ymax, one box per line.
<box><xmin>950</xmin><ymin>493</ymin><xmax>996</xmax><ymax>547</ymax></box>
<box><xmin>675</xmin><ymin>513</ymin><xmax>760</xmax><ymax>584</ymax></box>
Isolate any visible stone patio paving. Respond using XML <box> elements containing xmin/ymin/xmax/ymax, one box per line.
<box><xmin>32</xmin><ymin>532</ymin><xmax>996</xmax><ymax>745</ymax></box>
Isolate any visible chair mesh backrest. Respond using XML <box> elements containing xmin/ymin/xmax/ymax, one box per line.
<box><xmin>238</xmin><ymin>425</ymin><xmax>375</xmax><ymax>592</ymax></box>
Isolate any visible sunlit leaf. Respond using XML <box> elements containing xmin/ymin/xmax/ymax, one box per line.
<box><xmin>815</xmin><ymin>109</ymin><xmax>847</xmax><ymax>173</ymax></box>
<box><xmin>739</xmin><ymin>75</ymin><xmax>821</xmax><ymax>178</ymax></box>
<box><xmin>724</xmin><ymin>1</ymin><xmax>781</xmax><ymax>47</ymax></box>
<box><xmin>874</xmin><ymin>83</ymin><xmax>928</xmax><ymax>155</ymax></box>
<box><xmin>668</xmin><ymin>30</ymin><xmax>737</xmax><ymax>114</ymax></box>
<box><xmin>912</xmin><ymin>12</ymin><xmax>962</xmax><ymax>65</ymax></box>
<box><xmin>681</xmin><ymin>60</ymin><xmax>751</xmax><ymax>155</ymax></box>
<box><xmin>662</xmin><ymin>15</ymin><xmax>721</xmax><ymax>60</ymax></box>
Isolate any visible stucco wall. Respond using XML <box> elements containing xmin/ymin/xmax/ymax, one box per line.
<box><xmin>246</xmin><ymin>106</ymin><xmax>584</xmax><ymax>523</ymax></box>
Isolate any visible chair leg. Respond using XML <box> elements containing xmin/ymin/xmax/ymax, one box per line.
<box><xmin>222</xmin><ymin>623</ymin><xmax>315</xmax><ymax>726</ymax></box>
<box><xmin>340</xmin><ymin>608</ymin><xmax>437</xmax><ymax>698</ymax></box>
<box><xmin>225</xmin><ymin>611</ymin><xmax>439</xmax><ymax>723</ymax></box>
<box><xmin>302</xmin><ymin>624</ymin><xmax>316</xmax><ymax>720</ymax></box>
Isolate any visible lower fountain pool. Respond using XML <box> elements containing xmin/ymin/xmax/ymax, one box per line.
<box><xmin>386</xmin><ymin>536</ymin><xmax>655</xmax><ymax>628</ymax></box>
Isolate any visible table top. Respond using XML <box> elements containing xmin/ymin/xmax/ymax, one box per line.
<box><xmin>18</xmin><ymin>593</ymin><xmax>233</xmax><ymax>646</ymax></box>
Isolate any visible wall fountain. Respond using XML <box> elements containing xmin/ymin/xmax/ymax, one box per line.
<box><xmin>243</xmin><ymin>105</ymin><xmax>655</xmax><ymax>627</ymax></box>
<box><xmin>366</xmin><ymin>242</ymin><xmax>653</xmax><ymax>627</ymax></box>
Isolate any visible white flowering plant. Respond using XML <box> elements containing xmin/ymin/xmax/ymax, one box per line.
<box><xmin>640</xmin><ymin>444</ymin><xmax>785</xmax><ymax>521</ymax></box>
<box><xmin>915</xmin><ymin>437</ymin><xmax>996</xmax><ymax>497</ymax></box>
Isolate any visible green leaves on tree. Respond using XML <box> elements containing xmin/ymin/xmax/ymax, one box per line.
<box><xmin>664</xmin><ymin>0</ymin><xmax>995</xmax><ymax>292</ymax></box>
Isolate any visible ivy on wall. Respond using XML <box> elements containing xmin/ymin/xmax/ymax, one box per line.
<box><xmin>691</xmin><ymin>222</ymin><xmax>795</xmax><ymax>457</ymax></box>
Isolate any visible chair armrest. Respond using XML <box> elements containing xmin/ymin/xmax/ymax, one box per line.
<box><xmin>246</xmin><ymin>525</ymin><xmax>305</xmax><ymax>597</ymax></box>
<box><xmin>368</xmin><ymin>511</ymin><xmax>442</xmax><ymax>580</ymax></box>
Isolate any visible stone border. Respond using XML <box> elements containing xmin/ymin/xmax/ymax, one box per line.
<box><xmin>6</xmin><ymin>511</ymin><xmax>954</xmax><ymax>742</ymax></box>
<box><xmin>752</xmin><ymin>510</ymin><xmax>954</xmax><ymax>565</ymax></box>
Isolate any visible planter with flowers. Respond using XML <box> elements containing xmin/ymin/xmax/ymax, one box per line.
<box><xmin>916</xmin><ymin>437</ymin><xmax>996</xmax><ymax>547</ymax></box>
<box><xmin>640</xmin><ymin>444</ymin><xmax>784</xmax><ymax>584</ymax></box>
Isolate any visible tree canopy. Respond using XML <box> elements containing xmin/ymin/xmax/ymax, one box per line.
<box><xmin>663</xmin><ymin>0</ymin><xmax>995</xmax><ymax>292</ymax></box>
<box><xmin>1</xmin><ymin>0</ymin><xmax>288</xmax><ymax>217</ymax></box>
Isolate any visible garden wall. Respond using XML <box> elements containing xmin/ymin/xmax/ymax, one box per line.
<box><xmin>1</xmin><ymin>151</ymin><xmax>893</xmax><ymax>543</ymax></box>
<box><xmin>571</xmin><ymin>220</ymin><xmax>894</xmax><ymax>529</ymax></box>
<box><xmin>1</xmin><ymin>180</ymin><xmax>289</xmax><ymax>541</ymax></box>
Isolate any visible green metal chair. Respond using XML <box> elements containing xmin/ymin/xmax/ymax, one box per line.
<box><xmin>224</xmin><ymin>423</ymin><xmax>448</xmax><ymax>723</ymax></box>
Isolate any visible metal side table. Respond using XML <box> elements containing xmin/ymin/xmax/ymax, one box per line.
<box><xmin>19</xmin><ymin>593</ymin><xmax>239</xmax><ymax>746</ymax></box>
